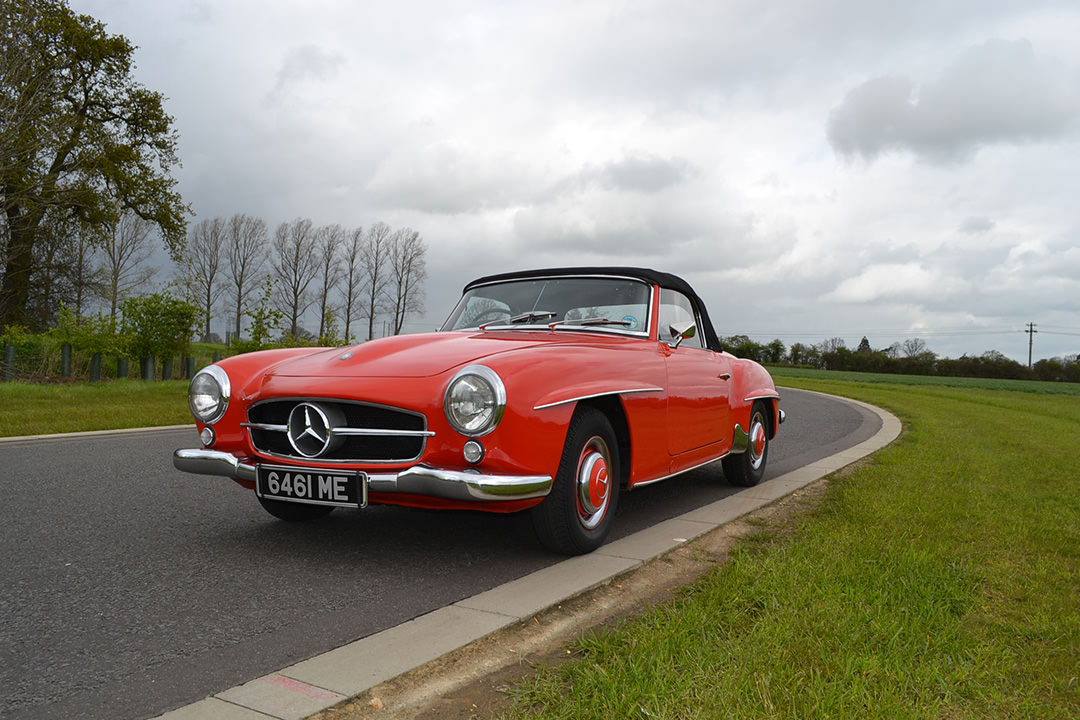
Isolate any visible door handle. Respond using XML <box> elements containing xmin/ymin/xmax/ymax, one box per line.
<box><xmin>718</xmin><ymin>373</ymin><xmax>731</xmax><ymax>380</ymax></box>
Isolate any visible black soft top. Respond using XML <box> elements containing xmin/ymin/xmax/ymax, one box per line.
<box><xmin>464</xmin><ymin>266</ymin><xmax>722</xmax><ymax>351</ymax></box>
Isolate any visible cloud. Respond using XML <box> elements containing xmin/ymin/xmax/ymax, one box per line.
<box><xmin>269</xmin><ymin>44</ymin><xmax>345</xmax><ymax>101</ymax></box>
<box><xmin>828</xmin><ymin>38</ymin><xmax>1080</xmax><ymax>162</ymax></box>
<box><xmin>824</xmin><ymin>262</ymin><xmax>969</xmax><ymax>304</ymax></box>
<box><xmin>959</xmin><ymin>216</ymin><xmax>995</xmax><ymax>234</ymax></box>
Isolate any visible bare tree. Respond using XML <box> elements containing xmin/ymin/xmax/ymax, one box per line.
<box><xmin>72</xmin><ymin>224</ymin><xmax>106</xmax><ymax>322</ymax></box>
<box><xmin>224</xmin><ymin>213</ymin><xmax>267</xmax><ymax>340</ymax></box>
<box><xmin>340</xmin><ymin>226</ymin><xmax>364</xmax><ymax>343</ymax></box>
<box><xmin>98</xmin><ymin>212</ymin><xmax>158</xmax><ymax>318</ymax></box>
<box><xmin>902</xmin><ymin>337</ymin><xmax>930</xmax><ymax>358</ymax></box>
<box><xmin>386</xmin><ymin>227</ymin><xmax>427</xmax><ymax>335</ymax></box>
<box><xmin>314</xmin><ymin>223</ymin><xmax>345</xmax><ymax>340</ymax></box>
<box><xmin>359</xmin><ymin>222</ymin><xmax>392</xmax><ymax>340</ymax></box>
<box><xmin>271</xmin><ymin>217</ymin><xmax>319</xmax><ymax>338</ymax></box>
<box><xmin>183</xmin><ymin>217</ymin><xmax>226</xmax><ymax>340</ymax></box>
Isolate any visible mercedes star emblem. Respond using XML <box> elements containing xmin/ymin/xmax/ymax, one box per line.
<box><xmin>287</xmin><ymin>402</ymin><xmax>333</xmax><ymax>457</ymax></box>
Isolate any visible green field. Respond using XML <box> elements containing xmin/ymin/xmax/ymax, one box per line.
<box><xmin>504</xmin><ymin>373</ymin><xmax>1080</xmax><ymax>719</ymax></box>
<box><xmin>0</xmin><ymin>380</ymin><xmax>192</xmax><ymax>437</ymax></box>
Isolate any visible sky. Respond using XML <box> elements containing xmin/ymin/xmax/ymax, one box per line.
<box><xmin>68</xmin><ymin>0</ymin><xmax>1080</xmax><ymax>362</ymax></box>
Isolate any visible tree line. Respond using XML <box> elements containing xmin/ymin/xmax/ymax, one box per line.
<box><xmin>176</xmin><ymin>214</ymin><xmax>427</xmax><ymax>347</ymax></box>
<box><xmin>721</xmin><ymin>334</ymin><xmax>1080</xmax><ymax>383</ymax></box>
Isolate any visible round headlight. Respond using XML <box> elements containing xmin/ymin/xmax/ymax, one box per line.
<box><xmin>444</xmin><ymin>365</ymin><xmax>506</xmax><ymax>437</ymax></box>
<box><xmin>188</xmin><ymin>365</ymin><xmax>231</xmax><ymax>424</ymax></box>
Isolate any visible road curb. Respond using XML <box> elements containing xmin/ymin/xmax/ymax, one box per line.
<box><xmin>150</xmin><ymin>391</ymin><xmax>901</xmax><ymax>720</ymax></box>
<box><xmin>0</xmin><ymin>424</ymin><xmax>193</xmax><ymax>443</ymax></box>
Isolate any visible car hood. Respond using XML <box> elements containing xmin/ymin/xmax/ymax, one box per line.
<box><xmin>269</xmin><ymin>330</ymin><xmax>617</xmax><ymax>379</ymax></box>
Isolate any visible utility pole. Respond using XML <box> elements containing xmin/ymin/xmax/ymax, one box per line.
<box><xmin>1025</xmin><ymin>322</ymin><xmax>1038</xmax><ymax>368</ymax></box>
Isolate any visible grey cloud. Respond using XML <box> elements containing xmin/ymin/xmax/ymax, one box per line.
<box><xmin>959</xmin><ymin>216</ymin><xmax>995</xmax><ymax>234</ymax></box>
<box><xmin>828</xmin><ymin>39</ymin><xmax>1080</xmax><ymax>162</ymax></box>
<box><xmin>270</xmin><ymin>44</ymin><xmax>345</xmax><ymax>98</ymax></box>
<box><xmin>545</xmin><ymin>154</ymin><xmax>698</xmax><ymax>201</ymax></box>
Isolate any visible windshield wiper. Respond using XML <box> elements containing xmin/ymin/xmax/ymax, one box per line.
<box><xmin>509</xmin><ymin>310</ymin><xmax>557</xmax><ymax>324</ymax></box>
<box><xmin>550</xmin><ymin>317</ymin><xmax>633</xmax><ymax>328</ymax></box>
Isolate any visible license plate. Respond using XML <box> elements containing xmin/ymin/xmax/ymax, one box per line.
<box><xmin>256</xmin><ymin>465</ymin><xmax>367</xmax><ymax>508</ymax></box>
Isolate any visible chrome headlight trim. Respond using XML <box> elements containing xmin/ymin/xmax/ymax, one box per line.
<box><xmin>444</xmin><ymin>365</ymin><xmax>506</xmax><ymax>437</ymax></box>
<box><xmin>189</xmin><ymin>365</ymin><xmax>231</xmax><ymax>425</ymax></box>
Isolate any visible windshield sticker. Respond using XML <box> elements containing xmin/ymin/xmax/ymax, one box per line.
<box><xmin>622</xmin><ymin>315</ymin><xmax>638</xmax><ymax>330</ymax></box>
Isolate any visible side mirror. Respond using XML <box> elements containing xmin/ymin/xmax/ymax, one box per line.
<box><xmin>669</xmin><ymin>320</ymin><xmax>696</xmax><ymax>349</ymax></box>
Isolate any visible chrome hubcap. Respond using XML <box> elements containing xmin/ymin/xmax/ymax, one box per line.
<box><xmin>748</xmin><ymin>412</ymin><xmax>767</xmax><ymax>471</ymax></box>
<box><xmin>576</xmin><ymin>436</ymin><xmax>611</xmax><ymax>530</ymax></box>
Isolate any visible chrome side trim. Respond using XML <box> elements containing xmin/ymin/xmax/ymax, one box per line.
<box><xmin>631</xmin><ymin>454</ymin><xmax>726</xmax><ymax>488</ymax></box>
<box><xmin>172</xmin><ymin>449</ymin><xmax>552</xmax><ymax>502</ymax></box>
<box><xmin>533</xmin><ymin>387</ymin><xmax>664</xmax><ymax>411</ymax></box>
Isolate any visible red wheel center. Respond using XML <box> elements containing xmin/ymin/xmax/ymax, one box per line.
<box><xmin>752</xmin><ymin>424</ymin><xmax>766</xmax><ymax>457</ymax></box>
<box><xmin>588</xmin><ymin>458</ymin><xmax>609</xmax><ymax>509</ymax></box>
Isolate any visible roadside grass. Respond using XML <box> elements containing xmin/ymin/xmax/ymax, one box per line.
<box><xmin>0</xmin><ymin>380</ymin><xmax>192</xmax><ymax>436</ymax></box>
<box><xmin>768</xmin><ymin>365</ymin><xmax>1080</xmax><ymax>396</ymax></box>
<box><xmin>503</xmin><ymin>378</ymin><xmax>1080</xmax><ymax>719</ymax></box>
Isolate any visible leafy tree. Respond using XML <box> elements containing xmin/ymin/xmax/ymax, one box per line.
<box><xmin>0</xmin><ymin>0</ymin><xmax>187</xmax><ymax>328</ymax></box>
<box><xmin>230</xmin><ymin>275</ymin><xmax>282</xmax><ymax>354</ymax></box>
<box><xmin>119</xmin><ymin>292</ymin><xmax>197</xmax><ymax>362</ymax></box>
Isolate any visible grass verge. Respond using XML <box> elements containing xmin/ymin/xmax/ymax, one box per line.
<box><xmin>503</xmin><ymin>377</ymin><xmax>1080</xmax><ymax>719</ymax></box>
<box><xmin>0</xmin><ymin>380</ymin><xmax>192</xmax><ymax>437</ymax></box>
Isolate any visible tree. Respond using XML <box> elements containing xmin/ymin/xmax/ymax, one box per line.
<box><xmin>313</xmin><ymin>223</ymin><xmax>344</xmax><ymax>340</ymax></box>
<box><xmin>901</xmin><ymin>337</ymin><xmax>929</xmax><ymax>358</ymax></box>
<box><xmin>182</xmin><ymin>217</ymin><xmax>225</xmax><ymax>340</ymax></box>
<box><xmin>119</xmin><ymin>291</ymin><xmax>197</xmax><ymax>362</ymax></box>
<box><xmin>340</xmin><ymin>225</ymin><xmax>364</xmax><ymax>343</ymax></box>
<box><xmin>386</xmin><ymin>227</ymin><xmax>427</xmax><ymax>335</ymax></box>
<box><xmin>0</xmin><ymin>0</ymin><xmax>188</xmax><ymax>328</ymax></box>
<box><xmin>856</xmin><ymin>336</ymin><xmax>872</xmax><ymax>354</ymax></box>
<box><xmin>98</xmin><ymin>211</ymin><xmax>157</xmax><ymax>318</ymax></box>
<box><xmin>359</xmin><ymin>222</ymin><xmax>392</xmax><ymax>340</ymax></box>
<box><xmin>271</xmin><ymin>217</ymin><xmax>318</xmax><ymax>338</ymax></box>
<box><xmin>224</xmin><ymin>213</ymin><xmax>266</xmax><ymax>340</ymax></box>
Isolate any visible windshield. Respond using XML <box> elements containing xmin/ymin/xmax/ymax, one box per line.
<box><xmin>441</xmin><ymin>276</ymin><xmax>652</xmax><ymax>335</ymax></box>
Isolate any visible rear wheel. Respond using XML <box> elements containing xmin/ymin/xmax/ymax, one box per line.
<box><xmin>257</xmin><ymin>496</ymin><xmax>336</xmax><ymax>521</ymax></box>
<box><xmin>722</xmin><ymin>401</ymin><xmax>769</xmax><ymax>487</ymax></box>
<box><xmin>532</xmin><ymin>407</ymin><xmax>620</xmax><ymax>555</ymax></box>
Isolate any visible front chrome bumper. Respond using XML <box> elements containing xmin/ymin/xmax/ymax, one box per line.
<box><xmin>172</xmin><ymin>448</ymin><xmax>552</xmax><ymax>502</ymax></box>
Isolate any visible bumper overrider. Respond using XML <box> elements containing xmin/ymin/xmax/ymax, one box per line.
<box><xmin>172</xmin><ymin>448</ymin><xmax>553</xmax><ymax>502</ymax></box>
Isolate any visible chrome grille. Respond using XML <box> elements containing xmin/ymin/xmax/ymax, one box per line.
<box><xmin>244</xmin><ymin>399</ymin><xmax>430</xmax><ymax>463</ymax></box>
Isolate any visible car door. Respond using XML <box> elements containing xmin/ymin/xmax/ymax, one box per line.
<box><xmin>660</xmin><ymin>288</ymin><xmax>733</xmax><ymax>455</ymax></box>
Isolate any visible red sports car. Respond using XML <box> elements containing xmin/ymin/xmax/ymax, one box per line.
<box><xmin>174</xmin><ymin>267</ymin><xmax>784</xmax><ymax>554</ymax></box>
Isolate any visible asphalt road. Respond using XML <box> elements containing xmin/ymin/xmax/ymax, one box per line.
<box><xmin>0</xmin><ymin>387</ymin><xmax>879</xmax><ymax>720</ymax></box>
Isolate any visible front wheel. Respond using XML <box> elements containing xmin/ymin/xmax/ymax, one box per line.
<box><xmin>257</xmin><ymin>496</ymin><xmax>336</xmax><ymax>521</ymax></box>
<box><xmin>532</xmin><ymin>407</ymin><xmax>620</xmax><ymax>555</ymax></box>
<box><xmin>722</xmin><ymin>401</ymin><xmax>769</xmax><ymax>487</ymax></box>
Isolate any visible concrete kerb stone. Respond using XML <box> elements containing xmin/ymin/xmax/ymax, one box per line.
<box><xmin>151</xmin><ymin>393</ymin><xmax>901</xmax><ymax>720</ymax></box>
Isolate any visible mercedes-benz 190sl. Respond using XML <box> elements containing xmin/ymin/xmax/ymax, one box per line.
<box><xmin>173</xmin><ymin>267</ymin><xmax>784</xmax><ymax>554</ymax></box>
